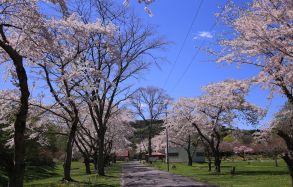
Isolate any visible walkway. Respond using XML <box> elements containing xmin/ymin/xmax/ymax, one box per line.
<box><xmin>122</xmin><ymin>161</ymin><xmax>216</xmax><ymax>187</ymax></box>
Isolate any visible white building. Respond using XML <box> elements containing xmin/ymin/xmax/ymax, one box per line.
<box><xmin>165</xmin><ymin>147</ymin><xmax>205</xmax><ymax>163</ymax></box>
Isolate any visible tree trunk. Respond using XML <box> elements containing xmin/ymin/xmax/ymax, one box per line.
<box><xmin>113</xmin><ymin>154</ymin><xmax>116</xmax><ymax>163</ymax></box>
<box><xmin>98</xmin><ymin>132</ymin><xmax>105</xmax><ymax>176</ymax></box>
<box><xmin>283</xmin><ymin>153</ymin><xmax>293</xmax><ymax>187</ymax></box>
<box><xmin>206</xmin><ymin>150</ymin><xmax>212</xmax><ymax>172</ymax></box>
<box><xmin>274</xmin><ymin>156</ymin><xmax>278</xmax><ymax>167</ymax></box>
<box><xmin>63</xmin><ymin>120</ymin><xmax>78</xmax><ymax>181</ymax></box>
<box><xmin>187</xmin><ymin>151</ymin><xmax>193</xmax><ymax>166</ymax></box>
<box><xmin>208</xmin><ymin>159</ymin><xmax>212</xmax><ymax>172</ymax></box>
<box><xmin>7</xmin><ymin>54</ymin><xmax>30</xmax><ymax>187</ymax></box>
<box><xmin>104</xmin><ymin>140</ymin><xmax>112</xmax><ymax>167</ymax></box>
<box><xmin>277</xmin><ymin>130</ymin><xmax>293</xmax><ymax>187</ymax></box>
<box><xmin>74</xmin><ymin>138</ymin><xmax>91</xmax><ymax>174</ymax></box>
<box><xmin>92</xmin><ymin>151</ymin><xmax>98</xmax><ymax>172</ymax></box>
<box><xmin>84</xmin><ymin>157</ymin><xmax>91</xmax><ymax>174</ymax></box>
<box><xmin>214</xmin><ymin>153</ymin><xmax>221</xmax><ymax>173</ymax></box>
<box><xmin>187</xmin><ymin>135</ymin><xmax>192</xmax><ymax>166</ymax></box>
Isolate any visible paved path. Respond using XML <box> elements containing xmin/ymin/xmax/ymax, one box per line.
<box><xmin>122</xmin><ymin>161</ymin><xmax>216</xmax><ymax>187</ymax></box>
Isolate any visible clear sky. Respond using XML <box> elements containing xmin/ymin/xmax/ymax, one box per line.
<box><xmin>127</xmin><ymin>0</ymin><xmax>286</xmax><ymax>128</ymax></box>
<box><xmin>0</xmin><ymin>0</ymin><xmax>286</xmax><ymax>129</ymax></box>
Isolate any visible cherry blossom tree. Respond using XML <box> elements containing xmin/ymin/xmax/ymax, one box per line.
<box><xmin>74</xmin><ymin>0</ymin><xmax>165</xmax><ymax>175</ymax></box>
<box><xmin>0</xmin><ymin>90</ymin><xmax>59</xmax><ymax>185</ymax></box>
<box><xmin>131</xmin><ymin>87</ymin><xmax>171</xmax><ymax>162</ymax></box>
<box><xmin>165</xmin><ymin>102</ymin><xmax>201</xmax><ymax>166</ymax></box>
<box><xmin>216</xmin><ymin>0</ymin><xmax>293</xmax><ymax>183</ymax></box>
<box><xmin>266</xmin><ymin>103</ymin><xmax>293</xmax><ymax>179</ymax></box>
<box><xmin>0</xmin><ymin>0</ymin><xmax>69</xmax><ymax>185</ymax></box>
<box><xmin>254</xmin><ymin>131</ymin><xmax>286</xmax><ymax>167</ymax></box>
<box><xmin>136</xmin><ymin>134</ymin><xmax>166</xmax><ymax>155</ymax></box>
<box><xmin>0</xmin><ymin>0</ymin><xmax>98</xmax><ymax>184</ymax></box>
<box><xmin>0</xmin><ymin>0</ymin><xmax>159</xmax><ymax>184</ymax></box>
<box><xmin>0</xmin><ymin>1</ymin><xmax>43</xmax><ymax>185</ymax></box>
<box><xmin>73</xmin><ymin>106</ymin><xmax>134</xmax><ymax>174</ymax></box>
<box><xmin>34</xmin><ymin>3</ymin><xmax>114</xmax><ymax>180</ymax></box>
<box><xmin>106</xmin><ymin>109</ymin><xmax>134</xmax><ymax>154</ymax></box>
<box><xmin>233</xmin><ymin>145</ymin><xmax>254</xmax><ymax>161</ymax></box>
<box><xmin>175</xmin><ymin>80</ymin><xmax>264</xmax><ymax>173</ymax></box>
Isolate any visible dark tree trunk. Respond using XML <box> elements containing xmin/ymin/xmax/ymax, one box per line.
<box><xmin>274</xmin><ymin>156</ymin><xmax>278</xmax><ymax>167</ymax></box>
<box><xmin>104</xmin><ymin>140</ymin><xmax>112</xmax><ymax>166</ymax></box>
<box><xmin>277</xmin><ymin>130</ymin><xmax>293</xmax><ymax>187</ymax></box>
<box><xmin>92</xmin><ymin>151</ymin><xmax>98</xmax><ymax>172</ymax></box>
<box><xmin>283</xmin><ymin>153</ymin><xmax>293</xmax><ymax>187</ymax></box>
<box><xmin>98</xmin><ymin>131</ymin><xmax>105</xmax><ymax>176</ymax></box>
<box><xmin>2</xmin><ymin>47</ymin><xmax>30</xmax><ymax>187</ymax></box>
<box><xmin>206</xmin><ymin>149</ymin><xmax>212</xmax><ymax>172</ymax></box>
<box><xmin>84</xmin><ymin>157</ymin><xmax>91</xmax><ymax>174</ymax></box>
<box><xmin>74</xmin><ymin>138</ymin><xmax>91</xmax><ymax>174</ymax></box>
<box><xmin>208</xmin><ymin>159</ymin><xmax>212</xmax><ymax>172</ymax></box>
<box><xmin>113</xmin><ymin>154</ymin><xmax>116</xmax><ymax>163</ymax></box>
<box><xmin>187</xmin><ymin>151</ymin><xmax>192</xmax><ymax>166</ymax></box>
<box><xmin>214</xmin><ymin>153</ymin><xmax>221</xmax><ymax>173</ymax></box>
<box><xmin>187</xmin><ymin>135</ymin><xmax>192</xmax><ymax>166</ymax></box>
<box><xmin>63</xmin><ymin>119</ymin><xmax>78</xmax><ymax>181</ymax></box>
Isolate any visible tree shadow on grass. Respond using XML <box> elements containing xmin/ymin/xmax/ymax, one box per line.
<box><xmin>25</xmin><ymin>165</ymin><xmax>60</xmax><ymax>181</ymax></box>
<box><xmin>61</xmin><ymin>178</ymin><xmax>120</xmax><ymax>187</ymax></box>
<box><xmin>2</xmin><ymin>165</ymin><xmax>58</xmax><ymax>185</ymax></box>
<box><xmin>235</xmin><ymin>170</ymin><xmax>289</xmax><ymax>176</ymax></box>
<box><xmin>24</xmin><ymin>163</ymin><xmax>122</xmax><ymax>186</ymax></box>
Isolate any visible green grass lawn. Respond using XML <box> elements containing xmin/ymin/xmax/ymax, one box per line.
<box><xmin>149</xmin><ymin>159</ymin><xmax>291</xmax><ymax>187</ymax></box>
<box><xmin>23</xmin><ymin>161</ymin><xmax>122</xmax><ymax>187</ymax></box>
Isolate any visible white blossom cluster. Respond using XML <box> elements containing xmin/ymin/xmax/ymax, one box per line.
<box><xmin>217</xmin><ymin>0</ymin><xmax>293</xmax><ymax>98</ymax></box>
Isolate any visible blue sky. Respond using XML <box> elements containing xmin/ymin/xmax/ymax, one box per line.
<box><xmin>128</xmin><ymin>0</ymin><xmax>286</xmax><ymax>128</ymax></box>
<box><xmin>0</xmin><ymin>0</ymin><xmax>286</xmax><ymax>129</ymax></box>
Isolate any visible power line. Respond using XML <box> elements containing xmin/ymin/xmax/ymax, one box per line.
<box><xmin>171</xmin><ymin>22</ymin><xmax>217</xmax><ymax>91</ymax></box>
<box><xmin>162</xmin><ymin>0</ymin><xmax>204</xmax><ymax>89</ymax></box>
<box><xmin>172</xmin><ymin>41</ymin><xmax>205</xmax><ymax>91</ymax></box>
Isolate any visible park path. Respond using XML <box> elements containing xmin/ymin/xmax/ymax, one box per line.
<box><xmin>121</xmin><ymin>161</ymin><xmax>216</xmax><ymax>187</ymax></box>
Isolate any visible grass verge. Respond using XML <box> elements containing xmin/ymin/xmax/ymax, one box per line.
<box><xmin>148</xmin><ymin>159</ymin><xmax>290</xmax><ymax>187</ymax></box>
<box><xmin>24</xmin><ymin>161</ymin><xmax>122</xmax><ymax>187</ymax></box>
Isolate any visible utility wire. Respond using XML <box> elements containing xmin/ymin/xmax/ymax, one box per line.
<box><xmin>171</xmin><ymin>22</ymin><xmax>218</xmax><ymax>91</ymax></box>
<box><xmin>162</xmin><ymin>0</ymin><xmax>204</xmax><ymax>89</ymax></box>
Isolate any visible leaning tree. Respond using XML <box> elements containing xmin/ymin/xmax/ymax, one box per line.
<box><xmin>0</xmin><ymin>0</ymin><xmax>67</xmax><ymax>185</ymax></box>
<box><xmin>0</xmin><ymin>1</ymin><xmax>42</xmax><ymax>185</ymax></box>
